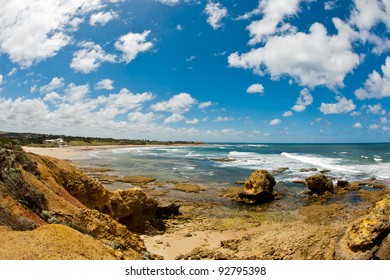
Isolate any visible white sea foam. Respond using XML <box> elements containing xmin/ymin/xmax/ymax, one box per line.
<box><xmin>281</xmin><ymin>152</ymin><xmax>360</xmax><ymax>173</ymax></box>
<box><xmin>185</xmin><ymin>152</ymin><xmax>204</xmax><ymax>158</ymax></box>
<box><xmin>374</xmin><ymin>155</ymin><xmax>383</xmax><ymax>162</ymax></box>
<box><xmin>353</xmin><ymin>163</ymin><xmax>390</xmax><ymax>179</ymax></box>
<box><xmin>228</xmin><ymin>151</ymin><xmax>262</xmax><ymax>159</ymax></box>
<box><xmin>236</xmin><ymin>144</ymin><xmax>269</xmax><ymax>148</ymax></box>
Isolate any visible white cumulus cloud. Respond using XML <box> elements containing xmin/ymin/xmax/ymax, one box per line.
<box><xmin>128</xmin><ymin>111</ymin><xmax>155</xmax><ymax>124</ymax></box>
<box><xmin>65</xmin><ymin>83</ymin><xmax>90</xmax><ymax>103</ymax></box>
<box><xmin>186</xmin><ymin>118</ymin><xmax>199</xmax><ymax>124</ymax></box>
<box><xmin>157</xmin><ymin>0</ymin><xmax>180</xmax><ymax>6</ymax></box>
<box><xmin>283</xmin><ymin>111</ymin><xmax>293</xmax><ymax>117</ymax></box>
<box><xmin>198</xmin><ymin>101</ymin><xmax>212</xmax><ymax>109</ymax></box>
<box><xmin>205</xmin><ymin>1</ymin><xmax>228</xmax><ymax>30</ymax></box>
<box><xmin>89</xmin><ymin>11</ymin><xmax>118</xmax><ymax>26</ymax></box>
<box><xmin>7</xmin><ymin>68</ymin><xmax>17</xmax><ymax>76</ymax></box>
<box><xmin>319</xmin><ymin>96</ymin><xmax>356</xmax><ymax>115</ymax></box>
<box><xmin>349</xmin><ymin>0</ymin><xmax>390</xmax><ymax>54</ymax></box>
<box><xmin>39</xmin><ymin>77</ymin><xmax>65</xmax><ymax>94</ymax></box>
<box><xmin>0</xmin><ymin>87</ymin><xmax>159</xmax><ymax>138</ymax></box>
<box><xmin>324</xmin><ymin>1</ymin><xmax>338</xmax><ymax>11</ymax></box>
<box><xmin>245</xmin><ymin>0</ymin><xmax>301</xmax><ymax>44</ymax></box>
<box><xmin>70</xmin><ymin>41</ymin><xmax>116</xmax><ymax>73</ymax></box>
<box><xmin>269</xmin><ymin>118</ymin><xmax>281</xmax><ymax>125</ymax></box>
<box><xmin>246</xmin><ymin>83</ymin><xmax>264</xmax><ymax>94</ymax></box>
<box><xmin>151</xmin><ymin>93</ymin><xmax>197</xmax><ymax>114</ymax></box>
<box><xmin>214</xmin><ymin>116</ymin><xmax>234</xmax><ymax>122</ymax></box>
<box><xmin>353</xmin><ymin>122</ymin><xmax>363</xmax><ymax>128</ymax></box>
<box><xmin>164</xmin><ymin>113</ymin><xmax>185</xmax><ymax>123</ymax></box>
<box><xmin>367</xmin><ymin>103</ymin><xmax>386</xmax><ymax>115</ymax></box>
<box><xmin>107</xmin><ymin>88</ymin><xmax>154</xmax><ymax>110</ymax></box>
<box><xmin>228</xmin><ymin>19</ymin><xmax>360</xmax><ymax>88</ymax></box>
<box><xmin>292</xmin><ymin>88</ymin><xmax>313</xmax><ymax>112</ymax></box>
<box><xmin>349</xmin><ymin>0</ymin><xmax>390</xmax><ymax>32</ymax></box>
<box><xmin>0</xmin><ymin>0</ymin><xmax>104</xmax><ymax>67</ymax></box>
<box><xmin>95</xmin><ymin>79</ymin><xmax>115</xmax><ymax>90</ymax></box>
<box><xmin>89</xmin><ymin>10</ymin><xmax>118</xmax><ymax>26</ymax></box>
<box><xmin>114</xmin><ymin>31</ymin><xmax>153</xmax><ymax>63</ymax></box>
<box><xmin>2</xmin><ymin>97</ymin><xmax>51</xmax><ymax>124</ymax></box>
<box><xmin>43</xmin><ymin>92</ymin><xmax>62</xmax><ymax>104</ymax></box>
<box><xmin>355</xmin><ymin>57</ymin><xmax>390</xmax><ymax>99</ymax></box>
<box><xmin>370</xmin><ymin>124</ymin><xmax>380</xmax><ymax>129</ymax></box>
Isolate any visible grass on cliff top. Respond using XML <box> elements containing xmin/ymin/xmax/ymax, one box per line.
<box><xmin>1</xmin><ymin>133</ymin><xmax>202</xmax><ymax>147</ymax></box>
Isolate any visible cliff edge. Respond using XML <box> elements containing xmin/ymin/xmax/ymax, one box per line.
<box><xmin>0</xmin><ymin>143</ymin><xmax>160</xmax><ymax>260</ymax></box>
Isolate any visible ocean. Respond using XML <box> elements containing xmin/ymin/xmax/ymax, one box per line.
<box><xmin>84</xmin><ymin>143</ymin><xmax>390</xmax><ymax>187</ymax></box>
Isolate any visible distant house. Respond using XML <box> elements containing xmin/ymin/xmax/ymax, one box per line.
<box><xmin>43</xmin><ymin>138</ymin><xmax>64</xmax><ymax>146</ymax></box>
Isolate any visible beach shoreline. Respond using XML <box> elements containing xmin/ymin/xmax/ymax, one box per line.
<box><xmin>19</xmin><ymin>144</ymin><xmax>390</xmax><ymax>260</ymax></box>
<box><xmin>22</xmin><ymin>144</ymin><xmax>202</xmax><ymax>160</ymax></box>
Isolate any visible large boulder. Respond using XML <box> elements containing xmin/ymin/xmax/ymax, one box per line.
<box><xmin>305</xmin><ymin>174</ymin><xmax>334</xmax><ymax>194</ymax></box>
<box><xmin>238</xmin><ymin>170</ymin><xmax>276</xmax><ymax>204</ymax></box>
<box><xmin>336</xmin><ymin>195</ymin><xmax>390</xmax><ymax>259</ymax></box>
<box><xmin>106</xmin><ymin>188</ymin><xmax>159</xmax><ymax>232</ymax></box>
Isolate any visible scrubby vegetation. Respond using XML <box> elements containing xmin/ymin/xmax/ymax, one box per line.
<box><xmin>0</xmin><ymin>143</ymin><xmax>47</xmax><ymax>216</ymax></box>
<box><xmin>0</xmin><ymin>131</ymin><xmax>201</xmax><ymax>147</ymax></box>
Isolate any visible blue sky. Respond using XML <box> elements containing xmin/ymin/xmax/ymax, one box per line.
<box><xmin>0</xmin><ymin>0</ymin><xmax>390</xmax><ymax>143</ymax></box>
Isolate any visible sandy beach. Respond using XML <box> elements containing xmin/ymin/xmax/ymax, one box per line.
<box><xmin>22</xmin><ymin>144</ymin><xmax>202</xmax><ymax>160</ymax></box>
<box><xmin>22</xmin><ymin>145</ymin><xmax>136</xmax><ymax>160</ymax></box>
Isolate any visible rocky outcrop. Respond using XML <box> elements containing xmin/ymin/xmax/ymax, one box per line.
<box><xmin>337</xmin><ymin>180</ymin><xmax>350</xmax><ymax>189</ymax></box>
<box><xmin>238</xmin><ymin>170</ymin><xmax>277</xmax><ymax>204</ymax></box>
<box><xmin>271</xmin><ymin>167</ymin><xmax>289</xmax><ymax>174</ymax></box>
<box><xmin>30</xmin><ymin>154</ymin><xmax>110</xmax><ymax>212</ymax></box>
<box><xmin>75</xmin><ymin>208</ymin><xmax>147</xmax><ymax>259</ymax></box>
<box><xmin>350</xmin><ymin>179</ymin><xmax>387</xmax><ymax>190</ymax></box>
<box><xmin>28</xmin><ymin>153</ymin><xmax>162</xmax><ymax>232</ymax></box>
<box><xmin>336</xmin><ymin>195</ymin><xmax>390</xmax><ymax>259</ymax></box>
<box><xmin>0</xmin><ymin>143</ymin><xmax>161</xmax><ymax>259</ymax></box>
<box><xmin>337</xmin><ymin>180</ymin><xmax>361</xmax><ymax>191</ymax></box>
<box><xmin>305</xmin><ymin>174</ymin><xmax>334</xmax><ymax>194</ymax></box>
<box><xmin>300</xmin><ymin>168</ymin><xmax>318</xmax><ymax>172</ymax></box>
<box><xmin>376</xmin><ymin>235</ymin><xmax>390</xmax><ymax>259</ymax></box>
<box><xmin>211</xmin><ymin>158</ymin><xmax>236</xmax><ymax>162</ymax></box>
<box><xmin>174</xmin><ymin>183</ymin><xmax>205</xmax><ymax>193</ymax></box>
<box><xmin>107</xmin><ymin>189</ymin><xmax>160</xmax><ymax>232</ymax></box>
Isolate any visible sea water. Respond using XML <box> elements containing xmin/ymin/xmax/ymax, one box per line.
<box><xmin>86</xmin><ymin>143</ymin><xmax>390</xmax><ymax>186</ymax></box>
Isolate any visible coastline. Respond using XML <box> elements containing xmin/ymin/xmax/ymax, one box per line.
<box><xmin>17</xmin><ymin>144</ymin><xmax>390</xmax><ymax>260</ymax></box>
<box><xmin>22</xmin><ymin>144</ymin><xmax>201</xmax><ymax>160</ymax></box>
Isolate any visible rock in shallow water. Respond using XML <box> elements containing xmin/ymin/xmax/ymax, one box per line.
<box><xmin>305</xmin><ymin>174</ymin><xmax>334</xmax><ymax>194</ymax></box>
<box><xmin>238</xmin><ymin>170</ymin><xmax>277</xmax><ymax>204</ymax></box>
<box><xmin>271</xmin><ymin>167</ymin><xmax>289</xmax><ymax>174</ymax></box>
<box><xmin>300</xmin><ymin>168</ymin><xmax>318</xmax><ymax>172</ymax></box>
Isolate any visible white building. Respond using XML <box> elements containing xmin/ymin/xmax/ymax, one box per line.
<box><xmin>43</xmin><ymin>138</ymin><xmax>64</xmax><ymax>146</ymax></box>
